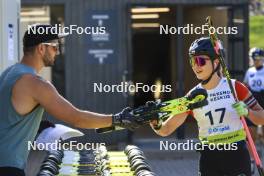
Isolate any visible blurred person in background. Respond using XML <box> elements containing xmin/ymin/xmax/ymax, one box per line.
<box><xmin>243</xmin><ymin>47</ymin><xmax>264</xmax><ymax>171</ymax></box>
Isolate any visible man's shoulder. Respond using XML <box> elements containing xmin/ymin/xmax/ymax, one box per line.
<box><xmin>14</xmin><ymin>74</ymin><xmax>57</xmax><ymax>104</ymax></box>
<box><xmin>16</xmin><ymin>74</ymin><xmax>52</xmax><ymax>91</ymax></box>
<box><xmin>19</xmin><ymin>74</ymin><xmax>43</xmax><ymax>84</ymax></box>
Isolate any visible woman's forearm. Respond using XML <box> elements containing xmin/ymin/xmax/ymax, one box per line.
<box><xmin>248</xmin><ymin>109</ymin><xmax>264</xmax><ymax>125</ymax></box>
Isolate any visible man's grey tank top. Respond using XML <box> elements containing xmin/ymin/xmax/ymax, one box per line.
<box><xmin>0</xmin><ymin>63</ymin><xmax>44</xmax><ymax>169</ymax></box>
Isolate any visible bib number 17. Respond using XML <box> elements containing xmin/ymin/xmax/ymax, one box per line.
<box><xmin>205</xmin><ymin>108</ymin><xmax>226</xmax><ymax>125</ymax></box>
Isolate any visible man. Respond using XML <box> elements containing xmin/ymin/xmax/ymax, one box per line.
<box><xmin>0</xmin><ymin>24</ymin><xmax>139</xmax><ymax>176</ymax></box>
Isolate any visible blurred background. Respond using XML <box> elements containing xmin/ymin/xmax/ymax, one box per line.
<box><xmin>0</xmin><ymin>0</ymin><xmax>264</xmax><ymax>175</ymax></box>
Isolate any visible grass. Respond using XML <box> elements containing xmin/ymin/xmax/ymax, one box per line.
<box><xmin>250</xmin><ymin>15</ymin><xmax>264</xmax><ymax>49</ymax></box>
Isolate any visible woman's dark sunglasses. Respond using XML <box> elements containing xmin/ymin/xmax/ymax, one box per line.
<box><xmin>190</xmin><ymin>56</ymin><xmax>210</xmax><ymax>67</ymax></box>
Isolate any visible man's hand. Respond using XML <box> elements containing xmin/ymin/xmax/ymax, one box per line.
<box><xmin>232</xmin><ymin>101</ymin><xmax>249</xmax><ymax>117</ymax></box>
<box><xmin>112</xmin><ymin>107</ymin><xmax>141</xmax><ymax>131</ymax></box>
<box><xmin>145</xmin><ymin>101</ymin><xmax>162</xmax><ymax>130</ymax></box>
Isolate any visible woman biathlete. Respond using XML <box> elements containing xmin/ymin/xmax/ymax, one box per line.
<box><xmin>150</xmin><ymin>37</ymin><xmax>264</xmax><ymax>176</ymax></box>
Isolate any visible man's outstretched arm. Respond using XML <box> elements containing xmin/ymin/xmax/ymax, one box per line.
<box><xmin>28</xmin><ymin>75</ymin><xmax>112</xmax><ymax>129</ymax></box>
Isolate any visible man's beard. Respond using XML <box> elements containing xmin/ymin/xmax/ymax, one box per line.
<box><xmin>43</xmin><ymin>52</ymin><xmax>54</xmax><ymax>66</ymax></box>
